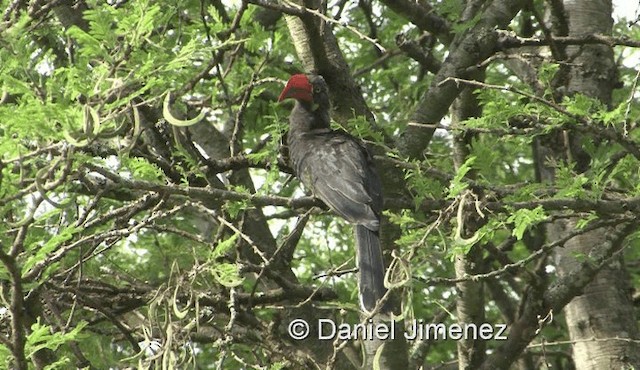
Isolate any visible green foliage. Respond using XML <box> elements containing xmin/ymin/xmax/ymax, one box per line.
<box><xmin>447</xmin><ymin>156</ymin><xmax>475</xmax><ymax>199</ymax></box>
<box><xmin>555</xmin><ymin>164</ymin><xmax>590</xmax><ymax>199</ymax></box>
<box><xmin>0</xmin><ymin>0</ymin><xmax>639</xmax><ymax>368</ymax></box>
<box><xmin>507</xmin><ymin>206</ymin><xmax>547</xmax><ymax>241</ymax></box>
<box><xmin>538</xmin><ymin>62</ymin><xmax>560</xmax><ymax>88</ymax></box>
<box><xmin>435</xmin><ymin>0</ymin><xmax>464</xmax><ymax>22</ymax></box>
<box><xmin>404</xmin><ymin>161</ymin><xmax>444</xmax><ymax>208</ymax></box>
<box><xmin>576</xmin><ymin>212</ymin><xmax>599</xmax><ymax>229</ymax></box>
<box><xmin>27</xmin><ymin>319</ymin><xmax>86</xmax><ymax>355</ymax></box>
<box><xmin>24</xmin><ymin>320</ymin><xmax>87</xmax><ymax>369</ymax></box>
<box><xmin>345</xmin><ymin>115</ymin><xmax>384</xmax><ymax>143</ymax></box>
<box><xmin>123</xmin><ymin>156</ymin><xmax>163</xmax><ymax>181</ymax></box>
<box><xmin>23</xmin><ymin>225</ymin><xmax>82</xmax><ymax>276</ymax></box>
<box><xmin>269</xmin><ymin>362</ymin><xmax>288</xmax><ymax>370</ymax></box>
<box><xmin>564</xmin><ymin>94</ymin><xmax>605</xmax><ymax>117</ymax></box>
<box><xmin>225</xmin><ymin>186</ymin><xmax>251</xmax><ymax>218</ymax></box>
<box><xmin>209</xmin><ymin>234</ymin><xmax>244</xmax><ymax>287</ymax></box>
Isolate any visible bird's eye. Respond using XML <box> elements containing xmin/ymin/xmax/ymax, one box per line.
<box><xmin>314</xmin><ymin>87</ymin><xmax>321</xmax><ymax>93</ymax></box>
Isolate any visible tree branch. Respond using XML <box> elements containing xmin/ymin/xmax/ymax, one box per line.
<box><xmin>497</xmin><ymin>33</ymin><xmax>640</xmax><ymax>49</ymax></box>
<box><xmin>397</xmin><ymin>0</ymin><xmax>527</xmax><ymax>159</ymax></box>
<box><xmin>479</xmin><ymin>221</ymin><xmax>638</xmax><ymax>369</ymax></box>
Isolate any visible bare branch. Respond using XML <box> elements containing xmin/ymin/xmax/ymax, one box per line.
<box><xmin>498</xmin><ymin>33</ymin><xmax>640</xmax><ymax>49</ymax></box>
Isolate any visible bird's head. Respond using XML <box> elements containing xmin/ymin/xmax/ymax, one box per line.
<box><xmin>278</xmin><ymin>74</ymin><xmax>330</xmax><ymax>111</ymax></box>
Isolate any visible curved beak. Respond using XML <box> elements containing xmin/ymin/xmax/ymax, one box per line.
<box><xmin>278</xmin><ymin>74</ymin><xmax>313</xmax><ymax>103</ymax></box>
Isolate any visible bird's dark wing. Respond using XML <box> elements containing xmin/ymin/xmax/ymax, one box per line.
<box><xmin>294</xmin><ymin>131</ymin><xmax>382</xmax><ymax>230</ymax></box>
<box><xmin>289</xmin><ymin>127</ymin><xmax>388</xmax><ymax>312</ymax></box>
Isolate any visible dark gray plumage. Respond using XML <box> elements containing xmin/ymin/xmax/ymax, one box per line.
<box><xmin>279</xmin><ymin>74</ymin><xmax>387</xmax><ymax>312</ymax></box>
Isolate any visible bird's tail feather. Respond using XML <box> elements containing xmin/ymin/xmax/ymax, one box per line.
<box><xmin>355</xmin><ymin>225</ymin><xmax>388</xmax><ymax>313</ymax></box>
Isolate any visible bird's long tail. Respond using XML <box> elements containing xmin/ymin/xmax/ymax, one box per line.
<box><xmin>355</xmin><ymin>225</ymin><xmax>388</xmax><ymax>313</ymax></box>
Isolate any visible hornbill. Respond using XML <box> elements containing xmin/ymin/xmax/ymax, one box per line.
<box><xmin>278</xmin><ymin>74</ymin><xmax>388</xmax><ymax>313</ymax></box>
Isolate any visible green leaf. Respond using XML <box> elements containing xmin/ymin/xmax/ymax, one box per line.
<box><xmin>225</xmin><ymin>199</ymin><xmax>250</xmax><ymax>218</ymax></box>
<box><xmin>246</xmin><ymin>149</ymin><xmax>272</xmax><ymax>164</ymax></box>
<box><xmin>1</xmin><ymin>75</ymin><xmax>33</xmax><ymax>95</ymax></box>
<box><xmin>447</xmin><ymin>156</ymin><xmax>476</xmax><ymax>199</ymax></box>
<box><xmin>564</xmin><ymin>94</ymin><xmax>601</xmax><ymax>117</ymax></box>
<box><xmin>66</xmin><ymin>26</ymin><xmax>110</xmax><ymax>60</ymax></box>
<box><xmin>576</xmin><ymin>213</ymin><xmax>598</xmax><ymax>229</ymax></box>
<box><xmin>595</xmin><ymin>101</ymin><xmax>626</xmax><ymax>126</ymax></box>
<box><xmin>27</xmin><ymin>319</ymin><xmax>87</xmax><ymax>357</ymax></box>
<box><xmin>23</xmin><ymin>225</ymin><xmax>82</xmax><ymax>275</ymax></box>
<box><xmin>507</xmin><ymin>206</ymin><xmax>547</xmax><ymax>241</ymax></box>
<box><xmin>555</xmin><ymin>166</ymin><xmax>589</xmax><ymax>199</ymax></box>
<box><xmin>269</xmin><ymin>362</ymin><xmax>288</xmax><ymax>370</ymax></box>
<box><xmin>211</xmin><ymin>263</ymin><xmax>244</xmax><ymax>288</ymax></box>
<box><xmin>538</xmin><ymin>62</ymin><xmax>560</xmax><ymax>84</ymax></box>
<box><xmin>124</xmin><ymin>156</ymin><xmax>163</xmax><ymax>181</ymax></box>
<box><xmin>211</xmin><ymin>234</ymin><xmax>239</xmax><ymax>259</ymax></box>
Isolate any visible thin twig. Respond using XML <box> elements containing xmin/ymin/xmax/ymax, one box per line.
<box><xmin>418</xmin><ymin>217</ymin><xmax>631</xmax><ymax>285</ymax></box>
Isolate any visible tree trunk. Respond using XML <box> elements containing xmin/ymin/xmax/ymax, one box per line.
<box><xmin>451</xmin><ymin>84</ymin><xmax>486</xmax><ymax>370</ymax></box>
<box><xmin>545</xmin><ymin>1</ymin><xmax>640</xmax><ymax>369</ymax></box>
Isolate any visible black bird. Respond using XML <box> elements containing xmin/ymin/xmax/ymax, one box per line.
<box><xmin>279</xmin><ymin>74</ymin><xmax>387</xmax><ymax>312</ymax></box>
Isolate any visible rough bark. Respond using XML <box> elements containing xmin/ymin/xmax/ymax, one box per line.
<box><xmin>454</xmin><ymin>248</ymin><xmax>486</xmax><ymax>370</ymax></box>
<box><xmin>552</xmin><ymin>221</ymin><xmax>640</xmax><ymax>369</ymax></box>
<box><xmin>397</xmin><ymin>0</ymin><xmax>526</xmax><ymax>159</ymax></box>
<box><xmin>451</xmin><ymin>81</ymin><xmax>486</xmax><ymax>370</ymax></box>
<box><xmin>378</xmin><ymin>0</ymin><xmax>453</xmax><ymax>45</ymax></box>
<box><xmin>544</xmin><ymin>1</ymin><xmax>640</xmax><ymax>369</ymax></box>
<box><xmin>479</xmin><ymin>222</ymin><xmax>637</xmax><ymax>369</ymax></box>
